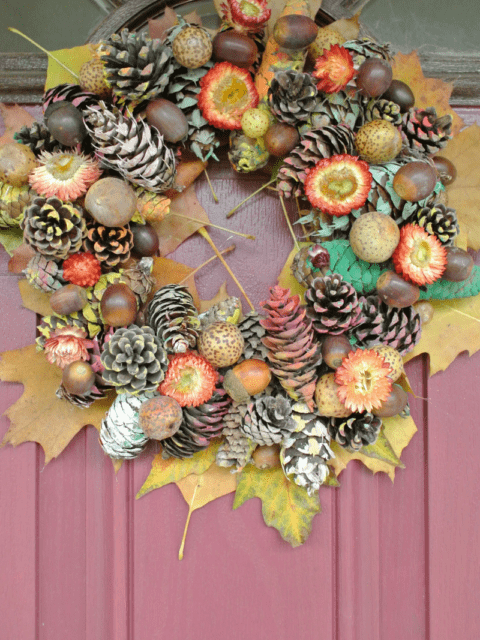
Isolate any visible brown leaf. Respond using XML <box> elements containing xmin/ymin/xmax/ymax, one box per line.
<box><xmin>8</xmin><ymin>243</ymin><xmax>35</xmax><ymax>274</ymax></box>
<box><xmin>150</xmin><ymin>255</ymin><xmax>200</xmax><ymax>309</ymax></box>
<box><xmin>183</xmin><ymin>10</ymin><xmax>204</xmax><ymax>26</ymax></box>
<box><xmin>164</xmin><ymin>155</ymin><xmax>207</xmax><ymax>198</ymax></box>
<box><xmin>18</xmin><ymin>279</ymin><xmax>52</xmax><ymax>317</ymax></box>
<box><xmin>198</xmin><ymin>282</ymin><xmax>230</xmax><ymax>314</ymax></box>
<box><xmin>148</xmin><ymin>7</ymin><xmax>178</xmax><ymax>40</ymax></box>
<box><xmin>176</xmin><ymin>464</ymin><xmax>237</xmax><ymax>511</ymax></box>
<box><xmin>0</xmin><ymin>344</ymin><xmax>112</xmax><ymax>463</ymax></box>
<box><xmin>0</xmin><ymin>104</ymin><xmax>35</xmax><ymax>145</ymax></box>
<box><xmin>152</xmin><ymin>184</ymin><xmax>210</xmax><ymax>256</ymax></box>
<box><xmin>329</xmin><ymin>12</ymin><xmax>361</xmax><ymax>40</ymax></box>
<box><xmin>391</xmin><ymin>51</ymin><xmax>464</xmax><ymax>136</ymax></box>
<box><xmin>436</xmin><ymin>124</ymin><xmax>480</xmax><ymax>250</ymax></box>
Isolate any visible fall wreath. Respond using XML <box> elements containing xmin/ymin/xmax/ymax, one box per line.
<box><xmin>1</xmin><ymin>0</ymin><xmax>480</xmax><ymax>555</ymax></box>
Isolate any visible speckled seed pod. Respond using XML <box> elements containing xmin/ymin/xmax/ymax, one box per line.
<box><xmin>198</xmin><ymin>321</ymin><xmax>245</xmax><ymax>368</ymax></box>
<box><xmin>172</xmin><ymin>26</ymin><xmax>213</xmax><ymax>69</ymax></box>
<box><xmin>241</xmin><ymin>109</ymin><xmax>270</xmax><ymax>139</ymax></box>
<box><xmin>372</xmin><ymin>345</ymin><xmax>404</xmax><ymax>382</ymax></box>
<box><xmin>315</xmin><ymin>373</ymin><xmax>352</xmax><ymax>418</ymax></box>
<box><xmin>139</xmin><ymin>395</ymin><xmax>183</xmax><ymax>441</ymax></box>
<box><xmin>355</xmin><ymin>120</ymin><xmax>403</xmax><ymax>164</ymax></box>
<box><xmin>349</xmin><ymin>212</ymin><xmax>400</xmax><ymax>263</ymax></box>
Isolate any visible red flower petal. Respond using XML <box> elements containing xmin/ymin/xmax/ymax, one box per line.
<box><xmin>313</xmin><ymin>44</ymin><xmax>355</xmax><ymax>94</ymax></box>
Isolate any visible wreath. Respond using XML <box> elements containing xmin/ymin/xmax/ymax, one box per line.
<box><xmin>1</xmin><ymin>0</ymin><xmax>480</xmax><ymax>556</ymax></box>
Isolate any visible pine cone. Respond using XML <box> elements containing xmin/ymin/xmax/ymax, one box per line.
<box><xmin>409</xmin><ymin>202</ymin><xmax>459</xmax><ymax>246</ymax></box>
<box><xmin>241</xmin><ymin>395</ymin><xmax>297</xmax><ymax>445</ymax></box>
<box><xmin>14</xmin><ymin>122</ymin><xmax>61</xmax><ymax>156</ymax></box>
<box><xmin>100</xmin><ymin>392</ymin><xmax>153</xmax><ymax>459</ymax></box>
<box><xmin>237</xmin><ymin>311</ymin><xmax>269</xmax><ymax>361</ymax></box>
<box><xmin>84</xmin><ymin>219</ymin><xmax>133</xmax><ymax>268</ymax></box>
<box><xmin>363</xmin><ymin>97</ymin><xmax>402</xmax><ymax>126</ymax></box>
<box><xmin>228</xmin><ymin>131</ymin><xmax>270</xmax><ymax>173</ymax></box>
<box><xmin>329</xmin><ymin>411</ymin><xmax>382</xmax><ymax>450</ymax></box>
<box><xmin>260</xmin><ymin>286</ymin><xmax>322</xmax><ymax>408</ymax></box>
<box><xmin>56</xmin><ymin>382</ymin><xmax>106</xmax><ymax>408</ymax></box>
<box><xmin>0</xmin><ymin>181</ymin><xmax>36</xmax><ymax>227</ymax></box>
<box><xmin>161</xmin><ymin>382</ymin><xmax>231</xmax><ymax>459</ymax></box>
<box><xmin>21</xmin><ymin>196</ymin><xmax>86</xmax><ymax>260</ymax></box>
<box><xmin>343</xmin><ymin>38</ymin><xmax>393</xmax><ymax>67</ymax></box>
<box><xmin>85</xmin><ymin>103</ymin><xmax>177</xmax><ymax>193</ymax></box>
<box><xmin>135</xmin><ymin>187</ymin><xmax>171</xmax><ymax>224</ymax></box>
<box><xmin>216</xmin><ymin>402</ymin><xmax>254</xmax><ymax>470</ymax></box>
<box><xmin>353</xmin><ymin>294</ymin><xmax>422</xmax><ymax>356</ymax></box>
<box><xmin>401</xmin><ymin>107</ymin><xmax>453</xmax><ymax>155</ymax></box>
<box><xmin>281</xmin><ymin>402</ymin><xmax>334</xmax><ymax>495</ymax></box>
<box><xmin>100</xmin><ymin>29</ymin><xmax>175</xmax><ymax>103</ymax></box>
<box><xmin>291</xmin><ymin>244</ymin><xmax>330</xmax><ymax>287</ymax></box>
<box><xmin>43</xmin><ymin>83</ymin><xmax>100</xmax><ymax>115</ymax></box>
<box><xmin>305</xmin><ymin>274</ymin><xmax>362</xmax><ymax>335</ymax></box>
<box><xmin>300</xmin><ymin>91</ymin><xmax>364</xmax><ymax>134</ymax></box>
<box><xmin>198</xmin><ymin>296</ymin><xmax>242</xmax><ymax>329</ymax></box>
<box><xmin>268</xmin><ymin>71</ymin><xmax>318</xmax><ymax>125</ymax></box>
<box><xmin>121</xmin><ymin>257</ymin><xmax>155</xmax><ymax>304</ymax></box>
<box><xmin>147</xmin><ymin>285</ymin><xmax>200</xmax><ymax>354</ymax></box>
<box><xmin>101</xmin><ymin>325</ymin><xmax>168</xmax><ymax>394</ymax></box>
<box><xmin>24</xmin><ymin>254</ymin><xmax>66</xmax><ymax>292</ymax></box>
<box><xmin>277</xmin><ymin>125</ymin><xmax>355</xmax><ymax>198</ymax></box>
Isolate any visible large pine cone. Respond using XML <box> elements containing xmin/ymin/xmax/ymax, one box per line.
<box><xmin>281</xmin><ymin>402</ymin><xmax>334</xmax><ymax>495</ymax></box>
<box><xmin>100</xmin><ymin>29</ymin><xmax>175</xmax><ymax>103</ymax></box>
<box><xmin>329</xmin><ymin>411</ymin><xmax>382</xmax><ymax>450</ymax></box>
<box><xmin>100</xmin><ymin>392</ymin><xmax>152</xmax><ymax>459</ymax></box>
<box><xmin>0</xmin><ymin>181</ymin><xmax>36</xmax><ymax>227</ymax></box>
<box><xmin>353</xmin><ymin>294</ymin><xmax>422</xmax><ymax>356</ymax></box>
<box><xmin>301</xmin><ymin>91</ymin><xmax>364</xmax><ymax>134</ymax></box>
<box><xmin>237</xmin><ymin>311</ymin><xmax>268</xmax><ymax>361</ymax></box>
<box><xmin>261</xmin><ymin>285</ymin><xmax>322</xmax><ymax>408</ymax></box>
<box><xmin>14</xmin><ymin>122</ymin><xmax>61</xmax><ymax>156</ymax></box>
<box><xmin>411</xmin><ymin>202</ymin><xmax>459</xmax><ymax>246</ymax></box>
<box><xmin>85</xmin><ymin>103</ymin><xmax>176</xmax><ymax>193</ymax></box>
<box><xmin>24</xmin><ymin>254</ymin><xmax>66</xmax><ymax>292</ymax></box>
<box><xmin>277</xmin><ymin>125</ymin><xmax>355</xmax><ymax>198</ymax></box>
<box><xmin>268</xmin><ymin>71</ymin><xmax>318</xmax><ymax>125</ymax></box>
<box><xmin>241</xmin><ymin>395</ymin><xmax>297</xmax><ymax>446</ymax></box>
<box><xmin>101</xmin><ymin>325</ymin><xmax>168</xmax><ymax>394</ymax></box>
<box><xmin>147</xmin><ymin>284</ymin><xmax>200</xmax><ymax>354</ymax></box>
<box><xmin>56</xmin><ymin>382</ymin><xmax>106</xmax><ymax>408</ymax></box>
<box><xmin>84</xmin><ymin>219</ymin><xmax>133</xmax><ymax>268</ymax></box>
<box><xmin>216</xmin><ymin>403</ymin><xmax>253</xmax><ymax>470</ymax></box>
<box><xmin>343</xmin><ymin>38</ymin><xmax>393</xmax><ymax>67</ymax></box>
<box><xmin>305</xmin><ymin>274</ymin><xmax>362</xmax><ymax>335</ymax></box>
<box><xmin>21</xmin><ymin>197</ymin><xmax>86</xmax><ymax>259</ymax></box>
<box><xmin>401</xmin><ymin>107</ymin><xmax>453</xmax><ymax>155</ymax></box>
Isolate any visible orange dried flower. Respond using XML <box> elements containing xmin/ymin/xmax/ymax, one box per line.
<box><xmin>313</xmin><ymin>44</ymin><xmax>355</xmax><ymax>94</ymax></box>
<box><xmin>335</xmin><ymin>348</ymin><xmax>392</xmax><ymax>413</ymax></box>
<box><xmin>29</xmin><ymin>151</ymin><xmax>102</xmax><ymax>201</ymax></box>
<box><xmin>159</xmin><ymin>352</ymin><xmax>218</xmax><ymax>407</ymax></box>
<box><xmin>220</xmin><ymin>0</ymin><xmax>271</xmax><ymax>32</ymax></box>
<box><xmin>63</xmin><ymin>252</ymin><xmax>102</xmax><ymax>287</ymax></box>
<box><xmin>392</xmin><ymin>224</ymin><xmax>447</xmax><ymax>286</ymax></box>
<box><xmin>44</xmin><ymin>326</ymin><xmax>93</xmax><ymax>369</ymax></box>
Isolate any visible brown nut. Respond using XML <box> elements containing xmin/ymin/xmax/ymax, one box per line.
<box><xmin>223</xmin><ymin>359</ymin><xmax>272</xmax><ymax>402</ymax></box>
<box><xmin>139</xmin><ymin>396</ymin><xmax>183</xmax><ymax>441</ymax></box>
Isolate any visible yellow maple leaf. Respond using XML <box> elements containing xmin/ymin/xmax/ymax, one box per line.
<box><xmin>176</xmin><ymin>464</ymin><xmax>237</xmax><ymax>510</ymax></box>
<box><xmin>44</xmin><ymin>44</ymin><xmax>97</xmax><ymax>91</ymax></box>
<box><xmin>233</xmin><ymin>464</ymin><xmax>321</xmax><ymax>547</ymax></box>
<box><xmin>276</xmin><ymin>242</ymin><xmax>310</xmax><ymax>301</ymax></box>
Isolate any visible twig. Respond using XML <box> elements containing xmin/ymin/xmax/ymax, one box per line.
<box><xmin>178</xmin><ymin>476</ymin><xmax>203</xmax><ymax>561</ymax></box>
<box><xmin>8</xmin><ymin>28</ymin><xmax>79</xmax><ymax>80</ymax></box>
<box><xmin>279</xmin><ymin>194</ymin><xmax>300</xmax><ymax>251</ymax></box>
<box><xmin>227</xmin><ymin>178</ymin><xmax>276</xmax><ymax>218</ymax></box>
<box><xmin>198</xmin><ymin>228</ymin><xmax>255</xmax><ymax>311</ymax></box>
<box><xmin>204</xmin><ymin>168</ymin><xmax>219</xmax><ymax>203</ymax></box>
<box><xmin>167</xmin><ymin>212</ymin><xmax>255</xmax><ymax>240</ymax></box>
<box><xmin>177</xmin><ymin>244</ymin><xmax>236</xmax><ymax>284</ymax></box>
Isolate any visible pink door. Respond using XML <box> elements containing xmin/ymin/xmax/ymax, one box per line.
<box><xmin>1</xmin><ymin>106</ymin><xmax>479</xmax><ymax>640</ymax></box>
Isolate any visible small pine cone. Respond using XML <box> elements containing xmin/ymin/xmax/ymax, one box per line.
<box><xmin>343</xmin><ymin>38</ymin><xmax>393</xmax><ymax>67</ymax></box>
<box><xmin>43</xmin><ymin>83</ymin><xmax>100</xmax><ymax>115</ymax></box>
<box><xmin>21</xmin><ymin>196</ymin><xmax>86</xmax><ymax>260</ymax></box>
<box><xmin>36</xmin><ymin>313</ymin><xmax>87</xmax><ymax>349</ymax></box>
<box><xmin>228</xmin><ymin>131</ymin><xmax>270</xmax><ymax>174</ymax></box>
<box><xmin>237</xmin><ymin>311</ymin><xmax>269</xmax><ymax>361</ymax></box>
<box><xmin>401</xmin><ymin>107</ymin><xmax>453</xmax><ymax>155</ymax></box>
<box><xmin>302</xmin><ymin>91</ymin><xmax>364</xmax><ymax>134</ymax></box>
<box><xmin>147</xmin><ymin>285</ymin><xmax>200</xmax><ymax>354</ymax></box>
<box><xmin>135</xmin><ymin>187</ymin><xmax>170</xmax><ymax>224</ymax></box>
<box><xmin>281</xmin><ymin>402</ymin><xmax>334</xmax><ymax>495</ymax></box>
<box><xmin>305</xmin><ymin>274</ymin><xmax>363</xmax><ymax>335</ymax></box>
<box><xmin>100</xmin><ymin>29</ymin><xmax>175</xmax><ymax>103</ymax></box>
<box><xmin>216</xmin><ymin>403</ymin><xmax>253</xmax><ymax>471</ymax></box>
<box><xmin>277</xmin><ymin>124</ymin><xmax>355</xmax><ymax>198</ymax></box>
<box><xmin>411</xmin><ymin>202</ymin><xmax>459</xmax><ymax>246</ymax></box>
<box><xmin>24</xmin><ymin>254</ymin><xmax>66</xmax><ymax>292</ymax></box>
<box><xmin>14</xmin><ymin>122</ymin><xmax>61</xmax><ymax>156</ymax></box>
<box><xmin>198</xmin><ymin>296</ymin><xmax>242</xmax><ymax>329</ymax></box>
<box><xmin>121</xmin><ymin>257</ymin><xmax>155</xmax><ymax>304</ymax></box>
<box><xmin>83</xmin><ymin>219</ymin><xmax>133</xmax><ymax>268</ymax></box>
<box><xmin>353</xmin><ymin>294</ymin><xmax>422</xmax><ymax>356</ymax></box>
<box><xmin>329</xmin><ymin>411</ymin><xmax>382</xmax><ymax>450</ymax></box>
<box><xmin>363</xmin><ymin>97</ymin><xmax>402</xmax><ymax>126</ymax></box>
<box><xmin>0</xmin><ymin>181</ymin><xmax>37</xmax><ymax>227</ymax></box>
<box><xmin>241</xmin><ymin>395</ymin><xmax>297</xmax><ymax>446</ymax></box>
<box><xmin>56</xmin><ymin>382</ymin><xmax>106</xmax><ymax>408</ymax></box>
<box><xmin>100</xmin><ymin>392</ymin><xmax>153</xmax><ymax>459</ymax></box>
<box><xmin>268</xmin><ymin>71</ymin><xmax>318</xmax><ymax>125</ymax></box>
<box><xmin>291</xmin><ymin>244</ymin><xmax>330</xmax><ymax>287</ymax></box>
<box><xmin>101</xmin><ymin>325</ymin><xmax>168</xmax><ymax>394</ymax></box>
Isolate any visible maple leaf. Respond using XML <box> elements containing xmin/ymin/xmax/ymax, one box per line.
<box><xmin>150</xmin><ymin>255</ymin><xmax>200</xmax><ymax>309</ymax></box>
<box><xmin>391</xmin><ymin>51</ymin><xmax>464</xmax><ymax>136</ymax></box>
<box><xmin>0</xmin><ymin>103</ymin><xmax>36</xmax><ymax>145</ymax></box>
<box><xmin>18</xmin><ymin>279</ymin><xmax>52</xmax><ymax>317</ymax></box>
<box><xmin>276</xmin><ymin>242</ymin><xmax>310</xmax><ymax>301</ymax></box>
<box><xmin>328</xmin><ymin>12</ymin><xmax>361</xmax><ymax>40</ymax></box>
<box><xmin>44</xmin><ymin>44</ymin><xmax>97</xmax><ymax>91</ymax></box>
<box><xmin>0</xmin><ymin>344</ymin><xmax>112</xmax><ymax>463</ymax></box>
<box><xmin>234</xmin><ymin>464</ymin><xmax>321</xmax><ymax>547</ymax></box>
<box><xmin>437</xmin><ymin>124</ymin><xmax>480</xmax><ymax>251</ymax></box>
<box><xmin>176</xmin><ymin>463</ymin><xmax>237</xmax><ymax>510</ymax></box>
<box><xmin>8</xmin><ymin>243</ymin><xmax>35</xmax><ymax>274</ymax></box>
<box><xmin>198</xmin><ymin>281</ymin><xmax>230</xmax><ymax>314</ymax></box>
<box><xmin>148</xmin><ymin>6</ymin><xmax>178</xmax><ymax>40</ymax></box>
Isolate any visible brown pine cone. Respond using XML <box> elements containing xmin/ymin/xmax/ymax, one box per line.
<box><xmin>121</xmin><ymin>257</ymin><xmax>155</xmax><ymax>303</ymax></box>
<box><xmin>401</xmin><ymin>107</ymin><xmax>452</xmax><ymax>155</ymax></box>
<box><xmin>329</xmin><ymin>411</ymin><xmax>382</xmax><ymax>450</ymax></box>
<box><xmin>411</xmin><ymin>202</ymin><xmax>459</xmax><ymax>246</ymax></box>
<box><xmin>305</xmin><ymin>274</ymin><xmax>363</xmax><ymax>335</ymax></box>
<box><xmin>268</xmin><ymin>71</ymin><xmax>318</xmax><ymax>125</ymax></box>
<box><xmin>84</xmin><ymin>219</ymin><xmax>133</xmax><ymax>268</ymax></box>
<box><xmin>291</xmin><ymin>244</ymin><xmax>330</xmax><ymax>287</ymax></box>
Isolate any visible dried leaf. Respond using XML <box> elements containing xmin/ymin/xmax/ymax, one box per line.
<box><xmin>276</xmin><ymin>242</ymin><xmax>310</xmax><ymax>301</ymax></box>
<box><xmin>44</xmin><ymin>44</ymin><xmax>96</xmax><ymax>91</ymax></box>
<box><xmin>391</xmin><ymin>51</ymin><xmax>464</xmax><ymax>136</ymax></box>
<box><xmin>148</xmin><ymin>7</ymin><xmax>178</xmax><ymax>40</ymax></box>
<box><xmin>0</xmin><ymin>103</ymin><xmax>35</xmax><ymax>145</ymax></box>
<box><xmin>329</xmin><ymin>12</ymin><xmax>361</xmax><ymax>40</ymax></box>
<box><xmin>0</xmin><ymin>344</ymin><xmax>112</xmax><ymax>463</ymax></box>
<box><xmin>8</xmin><ymin>242</ymin><xmax>35</xmax><ymax>274</ymax></box>
<box><xmin>404</xmin><ymin>296</ymin><xmax>480</xmax><ymax>375</ymax></box>
<box><xmin>360</xmin><ymin>428</ymin><xmax>404</xmax><ymax>467</ymax></box>
<box><xmin>0</xmin><ymin>226</ymin><xmax>24</xmax><ymax>255</ymax></box>
<box><xmin>176</xmin><ymin>464</ymin><xmax>237</xmax><ymax>510</ymax></box>
<box><xmin>164</xmin><ymin>156</ymin><xmax>207</xmax><ymax>198</ymax></box>
<box><xmin>136</xmin><ymin>441</ymin><xmax>219</xmax><ymax>498</ymax></box>
<box><xmin>150</xmin><ymin>255</ymin><xmax>200</xmax><ymax>309</ymax></box>
<box><xmin>437</xmin><ymin>124</ymin><xmax>480</xmax><ymax>251</ymax></box>
<box><xmin>18</xmin><ymin>279</ymin><xmax>52</xmax><ymax>317</ymax></box>
<box><xmin>234</xmin><ymin>464</ymin><xmax>321</xmax><ymax>547</ymax></box>
<box><xmin>198</xmin><ymin>282</ymin><xmax>229</xmax><ymax>314</ymax></box>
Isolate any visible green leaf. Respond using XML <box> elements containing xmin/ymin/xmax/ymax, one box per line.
<box><xmin>233</xmin><ymin>464</ymin><xmax>321</xmax><ymax>547</ymax></box>
<box><xmin>0</xmin><ymin>226</ymin><xmax>23</xmax><ymax>255</ymax></box>
<box><xmin>323</xmin><ymin>239</ymin><xmax>389</xmax><ymax>294</ymax></box>
<box><xmin>361</xmin><ymin>428</ymin><xmax>404</xmax><ymax>467</ymax></box>
<box><xmin>420</xmin><ymin>265</ymin><xmax>480</xmax><ymax>299</ymax></box>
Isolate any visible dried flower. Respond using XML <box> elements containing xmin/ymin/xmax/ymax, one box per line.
<box><xmin>335</xmin><ymin>348</ymin><xmax>392</xmax><ymax>413</ymax></box>
<box><xmin>29</xmin><ymin>151</ymin><xmax>102</xmax><ymax>201</ymax></box>
<box><xmin>44</xmin><ymin>326</ymin><xmax>93</xmax><ymax>369</ymax></box>
<box><xmin>159</xmin><ymin>352</ymin><xmax>218</xmax><ymax>407</ymax></box>
<box><xmin>392</xmin><ymin>224</ymin><xmax>447</xmax><ymax>285</ymax></box>
<box><xmin>313</xmin><ymin>44</ymin><xmax>355</xmax><ymax>93</ymax></box>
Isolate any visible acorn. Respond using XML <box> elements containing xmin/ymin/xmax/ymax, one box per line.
<box><xmin>252</xmin><ymin>444</ymin><xmax>281</xmax><ymax>469</ymax></box>
<box><xmin>130</xmin><ymin>222</ymin><xmax>159</xmax><ymax>257</ymax></box>
<box><xmin>413</xmin><ymin>300</ymin><xmax>434</xmax><ymax>325</ymax></box>
<box><xmin>442</xmin><ymin>246</ymin><xmax>474</xmax><ymax>282</ymax></box>
<box><xmin>62</xmin><ymin>360</ymin><xmax>95</xmax><ymax>396</ymax></box>
<box><xmin>356</xmin><ymin>58</ymin><xmax>393</xmax><ymax>98</ymax></box>
<box><xmin>382</xmin><ymin>79</ymin><xmax>415</xmax><ymax>112</ymax></box>
<box><xmin>264</xmin><ymin>123</ymin><xmax>299</xmax><ymax>156</ymax></box>
<box><xmin>315</xmin><ymin>372</ymin><xmax>352</xmax><ymax>418</ymax></box>
<box><xmin>349</xmin><ymin>212</ymin><xmax>400</xmax><ymax>263</ymax></box>
<box><xmin>372</xmin><ymin>345</ymin><xmax>404</xmax><ymax>382</ymax></box>
<box><xmin>241</xmin><ymin>108</ymin><xmax>270</xmax><ymax>139</ymax></box>
<box><xmin>223</xmin><ymin>358</ymin><xmax>272</xmax><ymax>403</ymax></box>
<box><xmin>138</xmin><ymin>395</ymin><xmax>183</xmax><ymax>441</ymax></box>
<box><xmin>308</xmin><ymin>26</ymin><xmax>346</xmax><ymax>60</ymax></box>
<box><xmin>50</xmin><ymin>284</ymin><xmax>89</xmax><ymax>315</ymax></box>
<box><xmin>45</xmin><ymin>102</ymin><xmax>87</xmax><ymax>147</ymax></box>
<box><xmin>198</xmin><ymin>321</ymin><xmax>244</xmax><ymax>368</ymax></box>
<box><xmin>146</xmin><ymin>98</ymin><xmax>189</xmax><ymax>143</ymax></box>
<box><xmin>273</xmin><ymin>15</ymin><xmax>318</xmax><ymax>50</ymax></box>
<box><xmin>355</xmin><ymin>120</ymin><xmax>403</xmax><ymax>164</ymax></box>
<box><xmin>432</xmin><ymin>156</ymin><xmax>457</xmax><ymax>186</ymax></box>
<box><xmin>212</xmin><ymin>31</ymin><xmax>258</xmax><ymax>69</ymax></box>
<box><xmin>372</xmin><ymin>383</ymin><xmax>408</xmax><ymax>418</ymax></box>
<box><xmin>392</xmin><ymin>161</ymin><xmax>437</xmax><ymax>202</ymax></box>
<box><xmin>172</xmin><ymin>26</ymin><xmax>212</xmax><ymax>69</ymax></box>
<box><xmin>321</xmin><ymin>334</ymin><xmax>353</xmax><ymax>369</ymax></box>
<box><xmin>0</xmin><ymin>142</ymin><xmax>37</xmax><ymax>187</ymax></box>
<box><xmin>100</xmin><ymin>283</ymin><xmax>137</xmax><ymax>327</ymax></box>
<box><xmin>79</xmin><ymin>58</ymin><xmax>110</xmax><ymax>99</ymax></box>
<box><xmin>376</xmin><ymin>270</ymin><xmax>420</xmax><ymax>307</ymax></box>
<box><xmin>85</xmin><ymin>177</ymin><xmax>137</xmax><ymax>227</ymax></box>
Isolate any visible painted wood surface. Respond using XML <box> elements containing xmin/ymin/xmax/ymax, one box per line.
<box><xmin>1</xmin><ymin>108</ymin><xmax>479</xmax><ymax>640</ymax></box>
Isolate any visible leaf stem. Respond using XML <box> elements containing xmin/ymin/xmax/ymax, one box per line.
<box><xmin>177</xmin><ymin>244</ymin><xmax>235</xmax><ymax>284</ymax></box>
<box><xmin>226</xmin><ymin>178</ymin><xmax>276</xmax><ymax>218</ymax></box>
<box><xmin>279</xmin><ymin>194</ymin><xmax>300</xmax><ymax>251</ymax></box>
<box><xmin>178</xmin><ymin>475</ymin><xmax>203</xmax><ymax>561</ymax></box>
<box><xmin>8</xmin><ymin>28</ymin><xmax>80</xmax><ymax>80</ymax></box>
<box><xmin>450</xmin><ymin>306</ymin><xmax>480</xmax><ymax>324</ymax></box>
<box><xmin>199</xmin><ymin>227</ymin><xmax>255</xmax><ymax>311</ymax></box>
<box><xmin>204</xmin><ymin>168</ymin><xmax>219</xmax><ymax>203</ymax></box>
<box><xmin>167</xmin><ymin>212</ymin><xmax>255</xmax><ymax>239</ymax></box>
